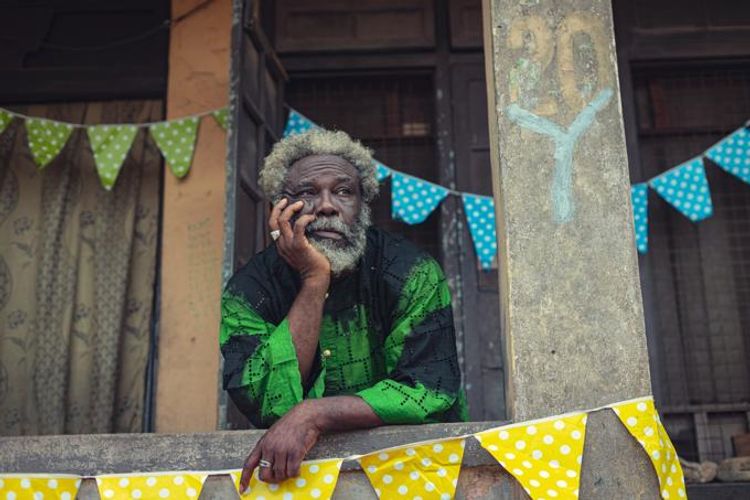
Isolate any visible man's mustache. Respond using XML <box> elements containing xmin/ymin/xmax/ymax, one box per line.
<box><xmin>305</xmin><ymin>216</ymin><xmax>356</xmax><ymax>241</ymax></box>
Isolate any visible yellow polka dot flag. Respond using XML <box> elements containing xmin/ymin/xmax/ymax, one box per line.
<box><xmin>96</xmin><ymin>471</ymin><xmax>208</xmax><ymax>499</ymax></box>
<box><xmin>359</xmin><ymin>437</ymin><xmax>465</xmax><ymax>499</ymax></box>
<box><xmin>610</xmin><ymin>397</ymin><xmax>686</xmax><ymax>499</ymax></box>
<box><xmin>149</xmin><ymin>117</ymin><xmax>200</xmax><ymax>179</ymax></box>
<box><xmin>230</xmin><ymin>457</ymin><xmax>343</xmax><ymax>499</ymax></box>
<box><xmin>87</xmin><ymin>124</ymin><xmax>139</xmax><ymax>190</ymax></box>
<box><xmin>475</xmin><ymin>412</ymin><xmax>587</xmax><ymax>499</ymax></box>
<box><xmin>25</xmin><ymin>118</ymin><xmax>74</xmax><ymax>169</ymax></box>
<box><xmin>212</xmin><ymin>108</ymin><xmax>229</xmax><ymax>130</ymax></box>
<box><xmin>0</xmin><ymin>474</ymin><xmax>81</xmax><ymax>500</ymax></box>
<box><xmin>0</xmin><ymin>109</ymin><xmax>12</xmax><ymax>135</ymax></box>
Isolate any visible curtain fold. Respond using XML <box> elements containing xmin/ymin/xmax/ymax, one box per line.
<box><xmin>0</xmin><ymin>100</ymin><xmax>161</xmax><ymax>435</ymax></box>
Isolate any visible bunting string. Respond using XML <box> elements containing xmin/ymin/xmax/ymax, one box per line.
<box><xmin>0</xmin><ymin>396</ymin><xmax>685</xmax><ymax>500</ymax></box>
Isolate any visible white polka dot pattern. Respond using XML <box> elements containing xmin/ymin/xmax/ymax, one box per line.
<box><xmin>149</xmin><ymin>117</ymin><xmax>200</xmax><ymax>179</ymax></box>
<box><xmin>461</xmin><ymin>194</ymin><xmax>498</xmax><ymax>269</ymax></box>
<box><xmin>87</xmin><ymin>125</ymin><xmax>138</xmax><ymax>190</ymax></box>
<box><xmin>391</xmin><ymin>172</ymin><xmax>449</xmax><ymax>225</ymax></box>
<box><xmin>230</xmin><ymin>458</ymin><xmax>343</xmax><ymax>500</ymax></box>
<box><xmin>475</xmin><ymin>413</ymin><xmax>587</xmax><ymax>500</ymax></box>
<box><xmin>212</xmin><ymin>108</ymin><xmax>229</xmax><ymax>130</ymax></box>
<box><xmin>359</xmin><ymin>437</ymin><xmax>465</xmax><ymax>500</ymax></box>
<box><xmin>96</xmin><ymin>472</ymin><xmax>207</xmax><ymax>500</ymax></box>
<box><xmin>0</xmin><ymin>110</ymin><xmax>12</xmax><ymax>135</ymax></box>
<box><xmin>648</xmin><ymin>157</ymin><xmax>713</xmax><ymax>222</ymax></box>
<box><xmin>611</xmin><ymin>398</ymin><xmax>686</xmax><ymax>499</ymax></box>
<box><xmin>25</xmin><ymin>118</ymin><xmax>74</xmax><ymax>169</ymax></box>
<box><xmin>705</xmin><ymin>127</ymin><xmax>750</xmax><ymax>185</ymax></box>
<box><xmin>630</xmin><ymin>183</ymin><xmax>648</xmax><ymax>254</ymax></box>
<box><xmin>375</xmin><ymin>161</ymin><xmax>391</xmax><ymax>181</ymax></box>
<box><xmin>283</xmin><ymin>110</ymin><xmax>318</xmax><ymax>137</ymax></box>
<box><xmin>0</xmin><ymin>475</ymin><xmax>80</xmax><ymax>500</ymax></box>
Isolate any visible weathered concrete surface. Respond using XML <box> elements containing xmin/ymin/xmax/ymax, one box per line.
<box><xmin>0</xmin><ymin>420</ymin><xmax>670</xmax><ymax>499</ymax></box>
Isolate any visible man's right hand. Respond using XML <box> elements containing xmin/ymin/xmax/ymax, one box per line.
<box><xmin>270</xmin><ymin>199</ymin><xmax>331</xmax><ymax>285</ymax></box>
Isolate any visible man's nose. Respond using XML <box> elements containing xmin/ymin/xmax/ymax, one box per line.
<box><xmin>315</xmin><ymin>191</ymin><xmax>338</xmax><ymax>216</ymax></box>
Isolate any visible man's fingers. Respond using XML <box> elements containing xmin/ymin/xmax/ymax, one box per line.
<box><xmin>293</xmin><ymin>214</ymin><xmax>316</xmax><ymax>241</ymax></box>
<box><xmin>287</xmin><ymin>451</ymin><xmax>302</xmax><ymax>478</ymax></box>
<box><xmin>268</xmin><ymin>198</ymin><xmax>288</xmax><ymax>232</ymax></box>
<box><xmin>272</xmin><ymin>449</ymin><xmax>287</xmax><ymax>483</ymax></box>
<box><xmin>240</xmin><ymin>447</ymin><xmax>261</xmax><ymax>493</ymax></box>
<box><xmin>278</xmin><ymin>201</ymin><xmax>304</xmax><ymax>240</ymax></box>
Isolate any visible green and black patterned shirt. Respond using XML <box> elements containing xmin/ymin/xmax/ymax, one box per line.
<box><xmin>220</xmin><ymin>227</ymin><xmax>467</xmax><ymax>428</ymax></box>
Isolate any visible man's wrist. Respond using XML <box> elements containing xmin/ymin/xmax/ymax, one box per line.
<box><xmin>301</xmin><ymin>274</ymin><xmax>330</xmax><ymax>294</ymax></box>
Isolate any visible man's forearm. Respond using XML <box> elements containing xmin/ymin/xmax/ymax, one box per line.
<box><xmin>287</xmin><ymin>277</ymin><xmax>328</xmax><ymax>383</ymax></box>
<box><xmin>301</xmin><ymin>396</ymin><xmax>383</xmax><ymax>433</ymax></box>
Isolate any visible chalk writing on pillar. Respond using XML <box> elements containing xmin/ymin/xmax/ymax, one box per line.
<box><xmin>507</xmin><ymin>88</ymin><xmax>613</xmax><ymax>223</ymax></box>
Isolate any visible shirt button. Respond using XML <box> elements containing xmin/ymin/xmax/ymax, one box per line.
<box><xmin>322</xmin><ymin>349</ymin><xmax>332</xmax><ymax>358</ymax></box>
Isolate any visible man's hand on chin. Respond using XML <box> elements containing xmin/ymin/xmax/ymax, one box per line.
<box><xmin>240</xmin><ymin>401</ymin><xmax>322</xmax><ymax>490</ymax></box>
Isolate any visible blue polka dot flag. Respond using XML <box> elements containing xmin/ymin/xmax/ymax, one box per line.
<box><xmin>648</xmin><ymin>157</ymin><xmax>713</xmax><ymax>222</ymax></box>
<box><xmin>375</xmin><ymin>161</ymin><xmax>391</xmax><ymax>181</ymax></box>
<box><xmin>630</xmin><ymin>183</ymin><xmax>649</xmax><ymax>254</ymax></box>
<box><xmin>462</xmin><ymin>194</ymin><xmax>498</xmax><ymax>270</ymax></box>
<box><xmin>283</xmin><ymin>109</ymin><xmax>319</xmax><ymax>137</ymax></box>
<box><xmin>705</xmin><ymin>127</ymin><xmax>750</xmax><ymax>186</ymax></box>
<box><xmin>391</xmin><ymin>172</ymin><xmax>449</xmax><ymax>225</ymax></box>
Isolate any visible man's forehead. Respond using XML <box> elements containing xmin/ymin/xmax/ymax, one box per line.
<box><xmin>287</xmin><ymin>154</ymin><xmax>358</xmax><ymax>180</ymax></box>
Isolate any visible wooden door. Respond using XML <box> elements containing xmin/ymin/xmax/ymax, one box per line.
<box><xmin>450</xmin><ymin>61</ymin><xmax>505</xmax><ymax>421</ymax></box>
<box><xmin>222</xmin><ymin>0</ymin><xmax>287</xmax><ymax>429</ymax></box>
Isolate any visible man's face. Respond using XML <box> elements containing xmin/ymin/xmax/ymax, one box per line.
<box><xmin>282</xmin><ymin>154</ymin><xmax>371</xmax><ymax>275</ymax></box>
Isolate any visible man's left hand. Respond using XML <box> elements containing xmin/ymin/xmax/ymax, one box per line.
<box><xmin>240</xmin><ymin>402</ymin><xmax>321</xmax><ymax>489</ymax></box>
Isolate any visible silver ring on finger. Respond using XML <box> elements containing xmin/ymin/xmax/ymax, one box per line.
<box><xmin>270</xmin><ymin>230</ymin><xmax>281</xmax><ymax>241</ymax></box>
<box><xmin>259</xmin><ymin>459</ymin><xmax>273</xmax><ymax>468</ymax></box>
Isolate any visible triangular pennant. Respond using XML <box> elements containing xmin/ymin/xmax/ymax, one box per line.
<box><xmin>611</xmin><ymin>397</ymin><xmax>686</xmax><ymax>499</ymax></box>
<box><xmin>375</xmin><ymin>161</ymin><xmax>391</xmax><ymax>181</ymax></box>
<box><xmin>283</xmin><ymin>109</ymin><xmax>319</xmax><ymax>137</ymax></box>
<box><xmin>96</xmin><ymin>472</ymin><xmax>208</xmax><ymax>499</ymax></box>
<box><xmin>149</xmin><ymin>117</ymin><xmax>200</xmax><ymax>178</ymax></box>
<box><xmin>648</xmin><ymin>157</ymin><xmax>713</xmax><ymax>221</ymax></box>
<box><xmin>475</xmin><ymin>412</ymin><xmax>587</xmax><ymax>500</ymax></box>
<box><xmin>213</xmin><ymin>108</ymin><xmax>229</xmax><ymax>130</ymax></box>
<box><xmin>25</xmin><ymin>118</ymin><xmax>74</xmax><ymax>169</ymax></box>
<box><xmin>705</xmin><ymin>127</ymin><xmax>750</xmax><ymax>185</ymax></box>
<box><xmin>230</xmin><ymin>458</ymin><xmax>343</xmax><ymax>499</ymax></box>
<box><xmin>87</xmin><ymin>124</ymin><xmax>138</xmax><ymax>190</ymax></box>
<box><xmin>0</xmin><ymin>109</ymin><xmax>13</xmax><ymax>135</ymax></box>
<box><xmin>391</xmin><ymin>172</ymin><xmax>449</xmax><ymax>225</ymax></box>
<box><xmin>631</xmin><ymin>183</ymin><xmax>649</xmax><ymax>254</ymax></box>
<box><xmin>0</xmin><ymin>474</ymin><xmax>81</xmax><ymax>500</ymax></box>
<box><xmin>462</xmin><ymin>194</ymin><xmax>498</xmax><ymax>270</ymax></box>
<box><xmin>359</xmin><ymin>437</ymin><xmax>465</xmax><ymax>499</ymax></box>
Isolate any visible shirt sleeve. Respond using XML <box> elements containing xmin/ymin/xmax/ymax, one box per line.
<box><xmin>356</xmin><ymin>258</ymin><xmax>463</xmax><ymax>424</ymax></box>
<box><xmin>220</xmin><ymin>291</ymin><xmax>326</xmax><ymax>428</ymax></box>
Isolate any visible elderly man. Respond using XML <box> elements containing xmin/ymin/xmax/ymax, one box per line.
<box><xmin>220</xmin><ymin>129</ymin><xmax>466</xmax><ymax>489</ymax></box>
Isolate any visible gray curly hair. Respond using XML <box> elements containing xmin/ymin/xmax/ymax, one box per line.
<box><xmin>259</xmin><ymin>129</ymin><xmax>379</xmax><ymax>203</ymax></box>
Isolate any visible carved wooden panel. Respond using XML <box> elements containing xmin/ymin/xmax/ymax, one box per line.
<box><xmin>275</xmin><ymin>0</ymin><xmax>435</xmax><ymax>53</ymax></box>
<box><xmin>450</xmin><ymin>0</ymin><xmax>483</xmax><ymax>48</ymax></box>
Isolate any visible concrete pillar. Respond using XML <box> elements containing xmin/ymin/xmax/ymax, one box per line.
<box><xmin>481</xmin><ymin>0</ymin><xmax>660</xmax><ymax>496</ymax></box>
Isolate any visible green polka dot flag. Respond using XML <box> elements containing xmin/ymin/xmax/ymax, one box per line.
<box><xmin>0</xmin><ymin>109</ymin><xmax>12</xmax><ymax>135</ymax></box>
<box><xmin>149</xmin><ymin>117</ymin><xmax>200</xmax><ymax>178</ymax></box>
<box><xmin>212</xmin><ymin>108</ymin><xmax>229</xmax><ymax>130</ymax></box>
<box><xmin>87</xmin><ymin>125</ymin><xmax>138</xmax><ymax>190</ymax></box>
<box><xmin>25</xmin><ymin>118</ymin><xmax>74</xmax><ymax>169</ymax></box>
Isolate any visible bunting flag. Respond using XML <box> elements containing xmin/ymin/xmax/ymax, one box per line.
<box><xmin>391</xmin><ymin>172</ymin><xmax>449</xmax><ymax>225</ymax></box>
<box><xmin>462</xmin><ymin>194</ymin><xmax>498</xmax><ymax>269</ymax></box>
<box><xmin>230</xmin><ymin>458</ymin><xmax>343</xmax><ymax>500</ymax></box>
<box><xmin>96</xmin><ymin>472</ymin><xmax>208</xmax><ymax>499</ymax></box>
<box><xmin>360</xmin><ymin>437</ymin><xmax>465</xmax><ymax>499</ymax></box>
<box><xmin>87</xmin><ymin>125</ymin><xmax>138</xmax><ymax>190</ymax></box>
<box><xmin>25</xmin><ymin>118</ymin><xmax>74</xmax><ymax>169</ymax></box>
<box><xmin>0</xmin><ymin>109</ymin><xmax>12</xmax><ymax>135</ymax></box>
<box><xmin>475</xmin><ymin>413</ymin><xmax>587</xmax><ymax>500</ymax></box>
<box><xmin>283</xmin><ymin>109</ymin><xmax>318</xmax><ymax>137</ymax></box>
<box><xmin>610</xmin><ymin>398</ymin><xmax>686</xmax><ymax>499</ymax></box>
<box><xmin>149</xmin><ymin>117</ymin><xmax>200</xmax><ymax>178</ymax></box>
<box><xmin>375</xmin><ymin>161</ymin><xmax>391</xmax><ymax>181</ymax></box>
<box><xmin>705</xmin><ymin>127</ymin><xmax>750</xmax><ymax>185</ymax></box>
<box><xmin>631</xmin><ymin>184</ymin><xmax>649</xmax><ymax>254</ymax></box>
<box><xmin>0</xmin><ymin>474</ymin><xmax>81</xmax><ymax>500</ymax></box>
<box><xmin>212</xmin><ymin>108</ymin><xmax>229</xmax><ymax>130</ymax></box>
<box><xmin>649</xmin><ymin>157</ymin><xmax>713</xmax><ymax>222</ymax></box>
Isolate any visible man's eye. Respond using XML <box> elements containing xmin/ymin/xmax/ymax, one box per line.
<box><xmin>296</xmin><ymin>190</ymin><xmax>314</xmax><ymax>197</ymax></box>
<box><xmin>336</xmin><ymin>188</ymin><xmax>352</xmax><ymax>195</ymax></box>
